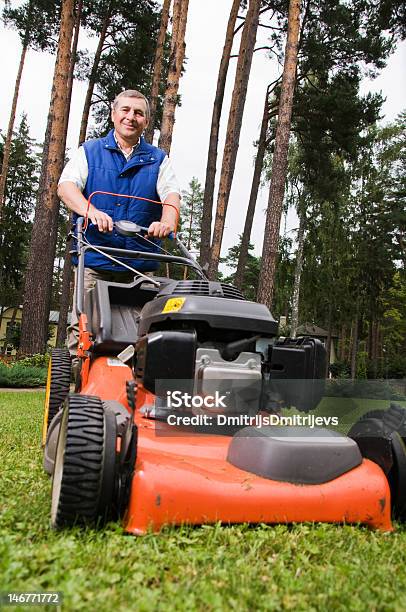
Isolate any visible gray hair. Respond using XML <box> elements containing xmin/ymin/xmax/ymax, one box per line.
<box><xmin>111</xmin><ymin>90</ymin><xmax>150</xmax><ymax>121</ymax></box>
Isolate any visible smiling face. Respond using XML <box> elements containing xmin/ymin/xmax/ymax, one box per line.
<box><xmin>111</xmin><ymin>96</ymin><xmax>149</xmax><ymax>146</ymax></box>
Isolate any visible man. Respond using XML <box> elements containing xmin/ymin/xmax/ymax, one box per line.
<box><xmin>58</xmin><ymin>89</ymin><xmax>181</xmax><ymax>356</ymax></box>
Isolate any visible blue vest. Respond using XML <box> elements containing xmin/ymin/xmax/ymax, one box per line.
<box><xmin>73</xmin><ymin>130</ymin><xmax>166</xmax><ymax>271</ymax></box>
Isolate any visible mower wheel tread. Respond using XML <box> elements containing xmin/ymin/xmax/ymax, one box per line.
<box><xmin>46</xmin><ymin>349</ymin><xmax>72</xmax><ymax>426</ymax></box>
<box><xmin>51</xmin><ymin>394</ymin><xmax>116</xmax><ymax>528</ymax></box>
<box><xmin>358</xmin><ymin>409</ymin><xmax>386</xmax><ymax>422</ymax></box>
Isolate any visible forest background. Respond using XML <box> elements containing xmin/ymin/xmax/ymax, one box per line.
<box><xmin>0</xmin><ymin>0</ymin><xmax>405</xmax><ymax>381</ymax></box>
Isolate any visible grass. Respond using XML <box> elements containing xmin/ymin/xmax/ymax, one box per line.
<box><xmin>1</xmin><ymin>392</ymin><xmax>406</xmax><ymax>611</ymax></box>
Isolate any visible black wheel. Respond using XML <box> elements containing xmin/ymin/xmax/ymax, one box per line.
<box><xmin>358</xmin><ymin>409</ymin><xmax>386</xmax><ymax>421</ymax></box>
<box><xmin>42</xmin><ymin>349</ymin><xmax>71</xmax><ymax>446</ymax></box>
<box><xmin>51</xmin><ymin>394</ymin><xmax>117</xmax><ymax>529</ymax></box>
<box><xmin>349</xmin><ymin>403</ymin><xmax>406</xmax><ymax>521</ymax></box>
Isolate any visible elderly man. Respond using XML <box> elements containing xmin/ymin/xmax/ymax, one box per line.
<box><xmin>58</xmin><ymin>89</ymin><xmax>181</xmax><ymax>357</ymax></box>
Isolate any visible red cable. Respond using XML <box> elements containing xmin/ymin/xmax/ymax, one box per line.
<box><xmin>84</xmin><ymin>190</ymin><xmax>179</xmax><ymax>237</ymax></box>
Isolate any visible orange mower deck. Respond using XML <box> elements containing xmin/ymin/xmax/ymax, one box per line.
<box><xmin>81</xmin><ymin>357</ymin><xmax>393</xmax><ymax>533</ymax></box>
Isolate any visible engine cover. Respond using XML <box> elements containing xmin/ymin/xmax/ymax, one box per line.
<box><xmin>138</xmin><ymin>294</ymin><xmax>278</xmax><ymax>336</ymax></box>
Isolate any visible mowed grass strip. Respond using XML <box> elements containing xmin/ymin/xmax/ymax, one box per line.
<box><xmin>1</xmin><ymin>392</ymin><xmax>406</xmax><ymax>612</ymax></box>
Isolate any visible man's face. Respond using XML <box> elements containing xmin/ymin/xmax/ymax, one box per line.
<box><xmin>111</xmin><ymin>96</ymin><xmax>149</xmax><ymax>144</ymax></box>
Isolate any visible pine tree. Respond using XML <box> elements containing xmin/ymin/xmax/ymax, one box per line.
<box><xmin>220</xmin><ymin>238</ymin><xmax>261</xmax><ymax>301</ymax></box>
<box><xmin>0</xmin><ymin>116</ymin><xmax>40</xmax><ymax>307</ymax></box>
<box><xmin>180</xmin><ymin>177</ymin><xmax>204</xmax><ymax>252</ymax></box>
<box><xmin>78</xmin><ymin>0</ymin><xmax>161</xmax><ymax>141</ymax></box>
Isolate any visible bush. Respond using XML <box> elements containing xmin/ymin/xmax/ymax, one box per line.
<box><xmin>385</xmin><ymin>355</ymin><xmax>406</xmax><ymax>379</ymax></box>
<box><xmin>329</xmin><ymin>360</ymin><xmax>351</xmax><ymax>379</ymax></box>
<box><xmin>0</xmin><ymin>363</ymin><xmax>47</xmax><ymax>388</ymax></box>
<box><xmin>16</xmin><ymin>353</ymin><xmax>50</xmax><ymax>368</ymax></box>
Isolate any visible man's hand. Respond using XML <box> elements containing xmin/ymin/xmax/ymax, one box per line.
<box><xmin>89</xmin><ymin>209</ymin><xmax>113</xmax><ymax>233</ymax></box>
<box><xmin>148</xmin><ymin>221</ymin><xmax>174</xmax><ymax>238</ymax></box>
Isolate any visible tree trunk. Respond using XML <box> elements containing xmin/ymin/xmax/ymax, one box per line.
<box><xmin>144</xmin><ymin>0</ymin><xmax>171</xmax><ymax>144</ymax></box>
<box><xmin>0</xmin><ymin>43</ymin><xmax>27</xmax><ymax>215</ymax></box>
<box><xmin>199</xmin><ymin>0</ymin><xmax>241</xmax><ymax>268</ymax></box>
<box><xmin>56</xmin><ymin>0</ymin><xmax>83</xmax><ymax>348</ymax></box>
<box><xmin>257</xmin><ymin>0</ymin><xmax>301</xmax><ymax>307</ymax></box>
<box><xmin>339</xmin><ymin>324</ymin><xmax>346</xmax><ymax>361</ymax></box>
<box><xmin>325</xmin><ymin>303</ymin><xmax>332</xmax><ymax>378</ymax></box>
<box><xmin>158</xmin><ymin>0</ymin><xmax>189</xmax><ymax>155</ymax></box>
<box><xmin>235</xmin><ymin>84</ymin><xmax>270</xmax><ymax>289</ymax></box>
<box><xmin>20</xmin><ymin>0</ymin><xmax>76</xmax><ymax>355</ymax></box>
<box><xmin>371</xmin><ymin>318</ymin><xmax>380</xmax><ymax>377</ymax></box>
<box><xmin>351</xmin><ymin>316</ymin><xmax>359</xmax><ymax>380</ymax></box>
<box><xmin>367</xmin><ymin>317</ymin><xmax>373</xmax><ymax>359</ymax></box>
<box><xmin>375</xmin><ymin>321</ymin><xmax>381</xmax><ymax>362</ymax></box>
<box><xmin>78</xmin><ymin>1</ymin><xmax>112</xmax><ymax>144</ymax></box>
<box><xmin>290</xmin><ymin>207</ymin><xmax>306</xmax><ymax>338</ymax></box>
<box><xmin>208</xmin><ymin>0</ymin><xmax>261</xmax><ymax>279</ymax></box>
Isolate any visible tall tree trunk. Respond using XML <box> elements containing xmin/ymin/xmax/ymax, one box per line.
<box><xmin>325</xmin><ymin>303</ymin><xmax>332</xmax><ymax>378</ymax></box>
<box><xmin>290</xmin><ymin>207</ymin><xmax>306</xmax><ymax>338</ymax></box>
<box><xmin>158</xmin><ymin>0</ymin><xmax>189</xmax><ymax>154</ymax></box>
<box><xmin>367</xmin><ymin>317</ymin><xmax>373</xmax><ymax>359</ymax></box>
<box><xmin>0</xmin><ymin>44</ymin><xmax>28</xmax><ymax>215</ymax></box>
<box><xmin>78</xmin><ymin>1</ymin><xmax>112</xmax><ymax>144</ymax></box>
<box><xmin>371</xmin><ymin>318</ymin><xmax>379</xmax><ymax>377</ymax></box>
<box><xmin>235</xmin><ymin>84</ymin><xmax>271</xmax><ymax>289</ymax></box>
<box><xmin>375</xmin><ymin>321</ymin><xmax>380</xmax><ymax>362</ymax></box>
<box><xmin>351</xmin><ymin>315</ymin><xmax>359</xmax><ymax>381</ymax></box>
<box><xmin>20</xmin><ymin>0</ymin><xmax>76</xmax><ymax>355</ymax></box>
<box><xmin>199</xmin><ymin>0</ymin><xmax>241</xmax><ymax>268</ymax></box>
<box><xmin>257</xmin><ymin>0</ymin><xmax>301</xmax><ymax>307</ymax></box>
<box><xmin>56</xmin><ymin>0</ymin><xmax>83</xmax><ymax>348</ymax></box>
<box><xmin>208</xmin><ymin>0</ymin><xmax>261</xmax><ymax>279</ymax></box>
<box><xmin>339</xmin><ymin>324</ymin><xmax>346</xmax><ymax>361</ymax></box>
<box><xmin>144</xmin><ymin>0</ymin><xmax>172</xmax><ymax>144</ymax></box>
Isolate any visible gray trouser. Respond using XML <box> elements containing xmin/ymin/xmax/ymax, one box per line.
<box><xmin>67</xmin><ymin>267</ymin><xmax>137</xmax><ymax>357</ymax></box>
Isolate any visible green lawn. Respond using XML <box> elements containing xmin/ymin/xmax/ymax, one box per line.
<box><xmin>1</xmin><ymin>391</ymin><xmax>406</xmax><ymax>611</ymax></box>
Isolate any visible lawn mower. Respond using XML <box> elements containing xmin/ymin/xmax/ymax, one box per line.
<box><xmin>42</xmin><ymin>194</ymin><xmax>406</xmax><ymax>533</ymax></box>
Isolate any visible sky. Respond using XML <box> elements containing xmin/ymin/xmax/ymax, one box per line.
<box><xmin>1</xmin><ymin>1</ymin><xmax>405</xmax><ymax>260</ymax></box>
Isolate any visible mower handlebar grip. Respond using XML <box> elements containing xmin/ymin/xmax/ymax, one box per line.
<box><xmin>84</xmin><ymin>219</ymin><xmax>174</xmax><ymax>240</ymax></box>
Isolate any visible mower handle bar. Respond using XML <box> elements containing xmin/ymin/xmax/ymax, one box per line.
<box><xmin>86</xmin><ymin>219</ymin><xmax>175</xmax><ymax>241</ymax></box>
<box><xmin>74</xmin><ymin>217</ymin><xmax>206</xmax><ymax>315</ymax></box>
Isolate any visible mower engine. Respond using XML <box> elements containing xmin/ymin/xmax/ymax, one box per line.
<box><xmin>134</xmin><ymin>280</ymin><xmax>327</xmax><ymax>416</ymax></box>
